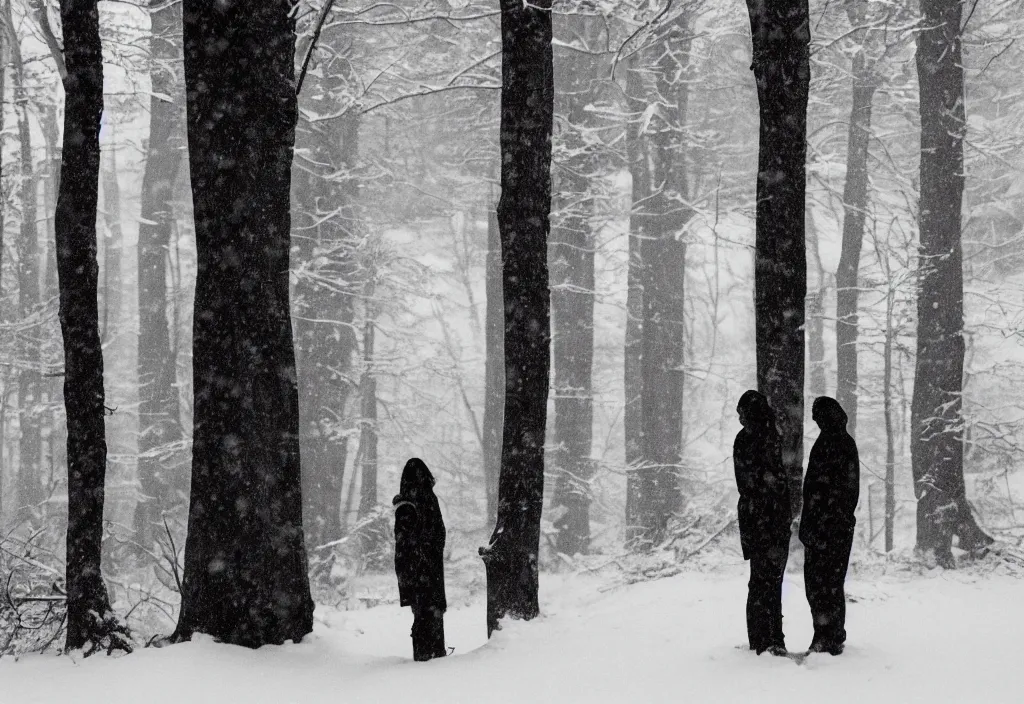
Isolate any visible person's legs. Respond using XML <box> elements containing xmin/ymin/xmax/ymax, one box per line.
<box><xmin>411</xmin><ymin>605</ymin><xmax>430</xmax><ymax>661</ymax></box>
<box><xmin>826</xmin><ymin>529</ymin><xmax>854</xmax><ymax>649</ymax></box>
<box><xmin>746</xmin><ymin>557</ymin><xmax>767</xmax><ymax>650</ymax></box>
<box><xmin>804</xmin><ymin>546</ymin><xmax>828</xmax><ymax>648</ymax></box>
<box><xmin>428</xmin><ymin>606</ymin><xmax>447</xmax><ymax>658</ymax></box>
<box><xmin>765</xmin><ymin>542</ymin><xmax>788</xmax><ymax>649</ymax></box>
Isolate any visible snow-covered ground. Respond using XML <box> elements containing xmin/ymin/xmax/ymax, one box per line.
<box><xmin>3</xmin><ymin>561</ymin><xmax>1021</xmax><ymax>703</ymax></box>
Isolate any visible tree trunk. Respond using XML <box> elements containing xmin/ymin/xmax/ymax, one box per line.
<box><xmin>745</xmin><ymin>0</ymin><xmax>810</xmax><ymax>518</ymax></box>
<box><xmin>174</xmin><ymin>0</ymin><xmax>314</xmax><ymax>647</ymax></box>
<box><xmin>549</xmin><ymin>14</ymin><xmax>596</xmax><ymax>557</ymax></box>
<box><xmin>135</xmin><ymin>0</ymin><xmax>185</xmax><ymax>545</ymax></box>
<box><xmin>7</xmin><ymin>2</ymin><xmax>44</xmax><ymax>519</ymax></box>
<box><xmin>624</xmin><ymin>23</ymin><xmax>691</xmax><ymax>549</ymax></box>
<box><xmin>293</xmin><ymin>32</ymin><xmax>359</xmax><ymax>551</ymax></box>
<box><xmin>357</xmin><ymin>277</ymin><xmax>378</xmax><ymax>521</ymax></box>
<box><xmin>482</xmin><ymin>0</ymin><xmax>552</xmax><ymax>636</ymax></box>
<box><xmin>55</xmin><ymin>0</ymin><xmax>130</xmax><ymax>655</ymax></box>
<box><xmin>623</xmin><ymin>56</ymin><xmax>645</xmax><ymax>537</ymax></box>
<box><xmin>482</xmin><ymin>201</ymin><xmax>503</xmax><ymax>528</ymax></box>
<box><xmin>806</xmin><ymin>211</ymin><xmax>827</xmax><ymax>398</ymax></box>
<box><xmin>835</xmin><ymin>48</ymin><xmax>876</xmax><ymax>438</ymax></box>
<box><xmin>883</xmin><ymin>284</ymin><xmax>895</xmax><ymax>553</ymax></box>
<box><xmin>912</xmin><ymin>0</ymin><xmax>992</xmax><ymax>565</ymax></box>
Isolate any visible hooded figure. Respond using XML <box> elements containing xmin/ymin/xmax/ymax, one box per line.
<box><xmin>733</xmin><ymin>390</ymin><xmax>791</xmax><ymax>655</ymax></box>
<box><xmin>800</xmin><ymin>396</ymin><xmax>860</xmax><ymax>655</ymax></box>
<box><xmin>393</xmin><ymin>458</ymin><xmax>447</xmax><ymax>661</ymax></box>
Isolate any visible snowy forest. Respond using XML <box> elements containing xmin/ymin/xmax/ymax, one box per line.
<box><xmin>2</xmin><ymin>0</ymin><xmax>1024</xmax><ymax>700</ymax></box>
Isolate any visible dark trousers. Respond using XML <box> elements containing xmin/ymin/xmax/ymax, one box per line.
<box><xmin>804</xmin><ymin>529</ymin><xmax>854</xmax><ymax>648</ymax></box>
<box><xmin>746</xmin><ymin>543</ymin><xmax>788</xmax><ymax>651</ymax></box>
<box><xmin>411</xmin><ymin>604</ymin><xmax>446</xmax><ymax>661</ymax></box>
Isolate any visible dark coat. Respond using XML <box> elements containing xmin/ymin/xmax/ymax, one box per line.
<box><xmin>393</xmin><ymin>458</ymin><xmax>447</xmax><ymax>612</ymax></box>
<box><xmin>733</xmin><ymin>391</ymin><xmax>791</xmax><ymax>560</ymax></box>
<box><xmin>800</xmin><ymin>397</ymin><xmax>860</xmax><ymax>552</ymax></box>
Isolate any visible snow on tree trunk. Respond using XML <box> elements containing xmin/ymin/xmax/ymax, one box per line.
<box><xmin>836</xmin><ymin>43</ymin><xmax>876</xmax><ymax>438</ymax></box>
<box><xmin>9</xmin><ymin>3</ymin><xmax>43</xmax><ymax>519</ymax></box>
<box><xmin>745</xmin><ymin>0</ymin><xmax>810</xmax><ymax>517</ymax></box>
<box><xmin>174</xmin><ymin>0</ymin><xmax>314</xmax><ymax>647</ymax></box>
<box><xmin>55</xmin><ymin>0</ymin><xmax>130</xmax><ymax>655</ymax></box>
<box><xmin>549</xmin><ymin>13</ymin><xmax>596</xmax><ymax>557</ymax></box>
<box><xmin>625</xmin><ymin>21</ymin><xmax>691</xmax><ymax>549</ymax></box>
<box><xmin>912</xmin><ymin>0</ymin><xmax>992</xmax><ymax>565</ymax></box>
<box><xmin>483</xmin><ymin>0</ymin><xmax>552</xmax><ymax>636</ymax></box>
<box><xmin>135</xmin><ymin>0</ymin><xmax>186</xmax><ymax>547</ymax></box>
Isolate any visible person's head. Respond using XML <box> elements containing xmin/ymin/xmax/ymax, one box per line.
<box><xmin>400</xmin><ymin>457</ymin><xmax>436</xmax><ymax>498</ymax></box>
<box><xmin>811</xmin><ymin>396</ymin><xmax>848</xmax><ymax>433</ymax></box>
<box><xmin>737</xmin><ymin>390</ymin><xmax>774</xmax><ymax>429</ymax></box>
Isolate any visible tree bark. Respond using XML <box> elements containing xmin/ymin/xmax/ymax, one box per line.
<box><xmin>135</xmin><ymin>0</ymin><xmax>185</xmax><ymax>545</ymax></box>
<box><xmin>806</xmin><ymin>211</ymin><xmax>827</xmax><ymax>398</ymax></box>
<box><xmin>482</xmin><ymin>0</ymin><xmax>552</xmax><ymax>636</ymax></box>
<box><xmin>356</xmin><ymin>277</ymin><xmax>378</xmax><ymax>521</ymax></box>
<box><xmin>745</xmin><ymin>0</ymin><xmax>810</xmax><ymax>518</ymax></box>
<box><xmin>624</xmin><ymin>22</ymin><xmax>691</xmax><ymax>549</ymax></box>
<box><xmin>482</xmin><ymin>201</ymin><xmax>503</xmax><ymax>528</ymax></box>
<box><xmin>912</xmin><ymin>0</ymin><xmax>992</xmax><ymax>565</ymax></box>
<box><xmin>883</xmin><ymin>284</ymin><xmax>895</xmax><ymax>553</ymax></box>
<box><xmin>174</xmin><ymin>0</ymin><xmax>314</xmax><ymax>647</ymax></box>
<box><xmin>293</xmin><ymin>30</ymin><xmax>359</xmax><ymax>551</ymax></box>
<box><xmin>623</xmin><ymin>56</ymin><xmax>645</xmax><ymax>535</ymax></box>
<box><xmin>56</xmin><ymin>0</ymin><xmax>130</xmax><ymax>655</ymax></box>
<box><xmin>836</xmin><ymin>45</ymin><xmax>877</xmax><ymax>438</ymax></box>
<box><xmin>7</xmin><ymin>0</ymin><xmax>44</xmax><ymax>519</ymax></box>
<box><xmin>549</xmin><ymin>13</ymin><xmax>596</xmax><ymax>557</ymax></box>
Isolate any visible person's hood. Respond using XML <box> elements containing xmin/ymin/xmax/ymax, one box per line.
<box><xmin>737</xmin><ymin>389</ymin><xmax>774</xmax><ymax>427</ymax></box>
<box><xmin>812</xmin><ymin>396</ymin><xmax>848</xmax><ymax>432</ymax></box>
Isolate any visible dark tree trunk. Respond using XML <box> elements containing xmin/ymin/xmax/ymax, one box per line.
<box><xmin>174</xmin><ymin>0</ymin><xmax>314</xmax><ymax>647</ymax></box>
<box><xmin>624</xmin><ymin>23</ymin><xmax>691</xmax><ymax>549</ymax></box>
<box><xmin>482</xmin><ymin>202</ymin><xmax>503</xmax><ymax>528</ymax></box>
<box><xmin>549</xmin><ymin>14</ymin><xmax>596</xmax><ymax>557</ymax></box>
<box><xmin>13</xmin><ymin>27</ymin><xmax>43</xmax><ymax>518</ymax></box>
<box><xmin>482</xmin><ymin>0</ymin><xmax>552</xmax><ymax>636</ymax></box>
<box><xmin>135</xmin><ymin>0</ymin><xmax>185</xmax><ymax>545</ymax></box>
<box><xmin>745</xmin><ymin>0</ymin><xmax>810</xmax><ymax>518</ymax></box>
<box><xmin>293</xmin><ymin>33</ymin><xmax>359</xmax><ymax>551</ymax></box>
<box><xmin>835</xmin><ymin>48</ymin><xmax>876</xmax><ymax>438</ymax></box>
<box><xmin>912</xmin><ymin>0</ymin><xmax>992</xmax><ymax>566</ymax></box>
<box><xmin>55</xmin><ymin>0</ymin><xmax>130</xmax><ymax>655</ymax></box>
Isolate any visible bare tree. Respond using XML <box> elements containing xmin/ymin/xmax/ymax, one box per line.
<box><xmin>549</xmin><ymin>9</ymin><xmax>598</xmax><ymax>556</ymax></box>
<box><xmin>173</xmin><ymin>0</ymin><xmax>314</xmax><ymax>647</ymax></box>
<box><xmin>481</xmin><ymin>0</ymin><xmax>552</xmax><ymax>636</ymax></box>
<box><xmin>55</xmin><ymin>0</ymin><xmax>130</xmax><ymax>654</ymax></box>
<box><xmin>625</xmin><ymin>17</ymin><xmax>692</xmax><ymax>548</ymax></box>
<box><xmin>835</xmin><ymin>1</ymin><xmax>881</xmax><ymax>437</ymax></box>
<box><xmin>745</xmin><ymin>0</ymin><xmax>810</xmax><ymax>514</ymax></box>
<box><xmin>911</xmin><ymin>0</ymin><xmax>991</xmax><ymax>566</ymax></box>
<box><xmin>135</xmin><ymin>0</ymin><xmax>186</xmax><ymax>545</ymax></box>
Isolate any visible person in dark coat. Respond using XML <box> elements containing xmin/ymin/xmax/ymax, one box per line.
<box><xmin>800</xmin><ymin>396</ymin><xmax>860</xmax><ymax>655</ymax></box>
<box><xmin>733</xmin><ymin>390</ymin><xmax>792</xmax><ymax>656</ymax></box>
<box><xmin>393</xmin><ymin>458</ymin><xmax>447</xmax><ymax>661</ymax></box>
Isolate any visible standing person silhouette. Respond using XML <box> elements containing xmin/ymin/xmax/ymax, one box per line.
<box><xmin>393</xmin><ymin>458</ymin><xmax>447</xmax><ymax>661</ymax></box>
<box><xmin>800</xmin><ymin>396</ymin><xmax>860</xmax><ymax>655</ymax></box>
<box><xmin>733</xmin><ymin>390</ymin><xmax>792</xmax><ymax>656</ymax></box>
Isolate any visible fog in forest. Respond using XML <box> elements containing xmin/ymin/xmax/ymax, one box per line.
<box><xmin>1</xmin><ymin>0</ymin><xmax>1023</xmax><ymax>701</ymax></box>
